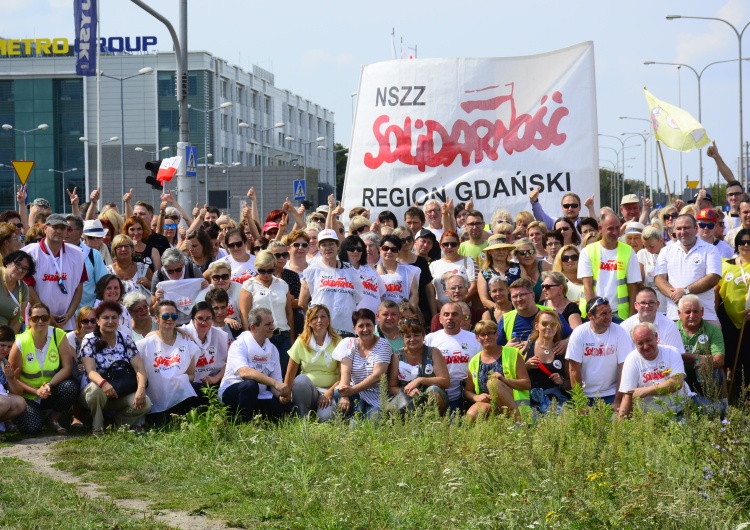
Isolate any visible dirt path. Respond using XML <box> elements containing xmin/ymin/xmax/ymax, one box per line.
<box><xmin>3</xmin><ymin>436</ymin><xmax>227</xmax><ymax>530</ymax></box>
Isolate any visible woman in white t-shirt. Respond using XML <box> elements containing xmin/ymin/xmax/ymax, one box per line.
<box><xmin>240</xmin><ymin>251</ymin><xmax>294</xmax><ymax>378</ymax></box>
<box><xmin>339</xmin><ymin>234</ymin><xmax>385</xmax><ymax>314</ymax></box>
<box><xmin>218</xmin><ymin>228</ymin><xmax>256</xmax><ymax>284</ymax></box>
<box><xmin>430</xmin><ymin>231</ymin><xmax>477</xmax><ymax>307</ymax></box>
<box><xmin>377</xmin><ymin>235</ymin><xmax>418</xmax><ymax>307</ymax></box>
<box><xmin>197</xmin><ymin>262</ymin><xmax>244</xmax><ymax>331</ymax></box>
<box><xmin>299</xmin><ymin>229</ymin><xmax>362</xmax><ymax>337</ymax></box>
<box><xmin>136</xmin><ymin>300</ymin><xmax>199</xmax><ymax>426</ymax></box>
<box><xmin>181</xmin><ymin>302</ymin><xmax>228</xmax><ymax>398</ymax></box>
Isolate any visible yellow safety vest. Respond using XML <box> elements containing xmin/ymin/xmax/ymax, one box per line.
<box><xmin>18</xmin><ymin>328</ymin><xmax>65</xmax><ymax>400</ymax></box>
<box><xmin>502</xmin><ymin>305</ymin><xmax>552</xmax><ymax>341</ymax></box>
<box><xmin>586</xmin><ymin>242</ymin><xmax>633</xmax><ymax>321</ymax></box>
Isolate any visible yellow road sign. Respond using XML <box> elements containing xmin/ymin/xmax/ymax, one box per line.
<box><xmin>686</xmin><ymin>180</ymin><xmax>699</xmax><ymax>189</ymax></box>
<box><xmin>11</xmin><ymin>160</ymin><xmax>34</xmax><ymax>185</ymax></box>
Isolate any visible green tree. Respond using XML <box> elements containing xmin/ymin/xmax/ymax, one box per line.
<box><xmin>334</xmin><ymin>143</ymin><xmax>349</xmax><ymax>200</ymax></box>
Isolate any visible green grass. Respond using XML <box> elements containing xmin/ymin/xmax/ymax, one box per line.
<box><xmin>47</xmin><ymin>391</ymin><xmax>750</xmax><ymax>530</ymax></box>
<box><xmin>0</xmin><ymin>457</ymin><xmax>172</xmax><ymax>530</ymax></box>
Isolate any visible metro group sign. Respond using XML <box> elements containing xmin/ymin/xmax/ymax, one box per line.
<box><xmin>0</xmin><ymin>36</ymin><xmax>158</xmax><ymax>57</ymax></box>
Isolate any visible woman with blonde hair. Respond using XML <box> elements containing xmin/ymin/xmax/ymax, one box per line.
<box><xmin>659</xmin><ymin>203</ymin><xmax>679</xmax><ymax>243</ymax></box>
<box><xmin>526</xmin><ymin>221</ymin><xmax>548</xmax><ymax>259</ymax></box>
<box><xmin>240</xmin><ymin>250</ymin><xmax>294</xmax><ymax>377</ymax></box>
<box><xmin>513</xmin><ymin>237</ymin><xmax>551</xmax><ymax>303</ymax></box>
<box><xmin>522</xmin><ymin>310</ymin><xmax>569</xmax><ymax>412</ymax></box>
<box><xmin>514</xmin><ymin>210</ymin><xmax>534</xmax><ymax>239</ymax></box>
<box><xmin>492</xmin><ymin>222</ymin><xmax>515</xmax><ymax>244</ymax></box>
<box><xmin>552</xmin><ymin>244</ymin><xmax>584</xmax><ymax>305</ymax></box>
<box><xmin>348</xmin><ymin>215</ymin><xmax>372</xmax><ymax>237</ymax></box>
<box><xmin>465</xmin><ymin>320</ymin><xmax>530</xmax><ymax>421</ymax></box>
<box><xmin>98</xmin><ymin>208</ymin><xmax>123</xmax><ymax>247</ymax></box>
<box><xmin>107</xmin><ymin>234</ymin><xmax>153</xmax><ymax>298</ymax></box>
<box><xmin>283</xmin><ymin>304</ymin><xmax>342</xmax><ymax>420</ymax></box>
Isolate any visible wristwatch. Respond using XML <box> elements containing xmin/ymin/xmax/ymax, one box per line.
<box><xmin>684</xmin><ymin>286</ymin><xmax>691</xmax><ymax>295</ymax></box>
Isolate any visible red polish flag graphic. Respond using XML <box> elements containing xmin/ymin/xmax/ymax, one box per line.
<box><xmin>157</xmin><ymin>156</ymin><xmax>182</xmax><ymax>184</ymax></box>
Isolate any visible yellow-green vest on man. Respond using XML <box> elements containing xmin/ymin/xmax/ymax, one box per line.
<box><xmin>18</xmin><ymin>328</ymin><xmax>65</xmax><ymax>400</ymax></box>
<box><xmin>586</xmin><ymin>241</ymin><xmax>633</xmax><ymax>321</ymax></box>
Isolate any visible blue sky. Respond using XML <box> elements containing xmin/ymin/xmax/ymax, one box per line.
<box><xmin>3</xmin><ymin>0</ymin><xmax>749</xmax><ymax>193</ymax></box>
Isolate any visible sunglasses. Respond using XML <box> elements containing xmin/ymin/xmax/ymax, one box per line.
<box><xmin>30</xmin><ymin>314</ymin><xmax>51</xmax><ymax>323</ymax></box>
<box><xmin>561</xmin><ymin>254</ymin><xmax>579</xmax><ymax>263</ymax></box>
<box><xmin>292</xmin><ymin>242</ymin><xmax>309</xmax><ymax>249</ymax></box>
<box><xmin>166</xmin><ymin>267</ymin><xmax>183</xmax><ymax>275</ymax></box>
<box><xmin>441</xmin><ymin>241</ymin><xmax>459</xmax><ymax>248</ymax></box>
<box><xmin>539</xmin><ymin>321</ymin><xmax>559</xmax><ymax>328</ymax></box>
<box><xmin>557</xmin><ymin>226</ymin><xmax>570</xmax><ymax>232</ymax></box>
<box><xmin>727</xmin><ymin>192</ymin><xmax>743</xmax><ymax>198</ymax></box>
<box><xmin>227</xmin><ymin>241</ymin><xmax>244</xmax><ymax>249</ymax></box>
<box><xmin>212</xmin><ymin>274</ymin><xmax>230</xmax><ymax>281</ymax></box>
<box><xmin>541</xmin><ymin>283</ymin><xmax>559</xmax><ymax>290</ymax></box>
<box><xmin>517</xmin><ymin>249</ymin><xmax>536</xmax><ymax>256</ymax></box>
<box><xmin>400</xmin><ymin>236</ymin><xmax>414</xmax><ymax>244</ymax></box>
<box><xmin>738</xmin><ymin>240</ymin><xmax>750</xmax><ymax>247</ymax></box>
<box><xmin>165</xmin><ymin>223</ymin><xmax>178</xmax><ymax>230</ymax></box>
<box><xmin>381</xmin><ymin>245</ymin><xmax>398</xmax><ymax>253</ymax></box>
<box><xmin>257</xmin><ymin>268</ymin><xmax>274</xmax><ymax>274</ymax></box>
<box><xmin>81</xmin><ymin>318</ymin><xmax>97</xmax><ymax>325</ymax></box>
<box><xmin>663</xmin><ymin>213</ymin><xmax>679</xmax><ymax>220</ymax></box>
<box><xmin>349</xmin><ymin>247</ymin><xmax>365</xmax><ymax>253</ymax></box>
<box><xmin>273</xmin><ymin>252</ymin><xmax>290</xmax><ymax>259</ymax></box>
<box><xmin>589</xmin><ymin>297</ymin><xmax>610</xmax><ymax>312</ymax></box>
<box><xmin>562</xmin><ymin>203</ymin><xmax>579</xmax><ymax>209</ymax></box>
<box><xmin>254</xmin><ymin>245</ymin><xmax>267</xmax><ymax>252</ymax></box>
<box><xmin>160</xmin><ymin>313</ymin><xmax>180</xmax><ymax>321</ymax></box>
<box><xmin>353</xmin><ymin>226</ymin><xmax>368</xmax><ymax>234</ymax></box>
<box><xmin>697</xmin><ymin>222</ymin><xmax>715</xmax><ymax>229</ymax></box>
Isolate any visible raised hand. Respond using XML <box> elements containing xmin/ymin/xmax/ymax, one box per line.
<box><xmin>246</xmin><ymin>187</ymin><xmax>256</xmax><ymax>201</ymax></box>
<box><xmin>123</xmin><ymin>188</ymin><xmax>133</xmax><ymax>204</ymax></box>
<box><xmin>584</xmin><ymin>194</ymin><xmax>594</xmax><ymax>208</ymax></box>
<box><xmin>465</xmin><ymin>197</ymin><xmax>474</xmax><ymax>211</ymax></box>
<box><xmin>642</xmin><ymin>197</ymin><xmax>653</xmax><ymax>211</ymax></box>
<box><xmin>282</xmin><ymin>197</ymin><xmax>293</xmax><ymax>212</ymax></box>
<box><xmin>161</xmin><ymin>191</ymin><xmax>175</xmax><ymax>204</ymax></box>
<box><xmin>66</xmin><ymin>186</ymin><xmax>79</xmax><ymax>206</ymax></box>
<box><xmin>192</xmin><ymin>203</ymin><xmax>200</xmax><ymax>217</ymax></box>
<box><xmin>90</xmin><ymin>187</ymin><xmax>101</xmax><ymax>203</ymax></box>
<box><xmin>529</xmin><ymin>186</ymin><xmax>540</xmax><ymax>203</ymax></box>
<box><xmin>16</xmin><ymin>185</ymin><xmax>26</xmax><ymax>205</ymax></box>
<box><xmin>706</xmin><ymin>140</ymin><xmax>719</xmax><ymax>159</ymax></box>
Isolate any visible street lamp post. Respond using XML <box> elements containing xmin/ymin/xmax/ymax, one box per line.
<box><xmin>189</xmin><ymin>102</ymin><xmax>232</xmax><ymax>204</ymax></box>
<box><xmin>48</xmin><ymin>168</ymin><xmax>79</xmax><ymax>214</ymax></box>
<box><xmin>101</xmin><ymin>67</ymin><xmax>154</xmax><ymax>211</ymax></box>
<box><xmin>621</xmin><ymin>132</ymin><xmax>650</xmax><ymax>198</ymax></box>
<box><xmin>644</xmin><ymin>58</ymin><xmax>750</xmax><ymax>186</ymax></box>
<box><xmin>666</xmin><ymin>15</ymin><xmax>750</xmax><ymax>187</ymax></box>
<box><xmin>242</xmin><ymin>122</ymin><xmax>285</xmax><ymax>216</ymax></box>
<box><xmin>1</xmin><ymin>123</ymin><xmax>49</xmax><ymax>160</ymax></box>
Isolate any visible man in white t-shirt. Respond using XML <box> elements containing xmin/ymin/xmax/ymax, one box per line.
<box><xmin>565</xmin><ymin>297</ymin><xmax>631</xmax><ymax>407</ymax></box>
<box><xmin>620</xmin><ymin>287</ymin><xmax>684</xmax><ymax>353</ymax></box>
<box><xmin>219</xmin><ymin>307</ymin><xmax>292</xmax><ymax>421</ymax></box>
<box><xmin>654</xmin><ymin>214</ymin><xmax>722</xmax><ymax>324</ymax></box>
<box><xmin>578</xmin><ymin>212</ymin><xmax>641</xmax><ymax>323</ymax></box>
<box><xmin>619</xmin><ymin>322</ymin><xmax>692</xmax><ymax>417</ymax></box>
<box><xmin>424</xmin><ymin>302</ymin><xmax>481</xmax><ymax>411</ymax></box>
<box><xmin>423</xmin><ymin>199</ymin><xmax>445</xmax><ymax>240</ymax></box>
<box><xmin>23</xmin><ymin>213</ymin><xmax>87</xmax><ymax>331</ymax></box>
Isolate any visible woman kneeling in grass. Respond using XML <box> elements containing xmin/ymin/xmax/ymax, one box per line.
<box><xmin>283</xmin><ymin>304</ymin><xmax>341</xmax><ymax>420</ymax></box>
<box><xmin>387</xmin><ymin>319</ymin><xmax>449</xmax><ymax>414</ymax></box>
<box><xmin>465</xmin><ymin>320</ymin><xmax>531</xmax><ymax>422</ymax></box>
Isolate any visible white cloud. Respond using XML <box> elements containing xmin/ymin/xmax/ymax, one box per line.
<box><xmin>674</xmin><ymin>0</ymin><xmax>750</xmax><ymax>63</ymax></box>
<box><xmin>299</xmin><ymin>49</ymin><xmax>355</xmax><ymax>71</ymax></box>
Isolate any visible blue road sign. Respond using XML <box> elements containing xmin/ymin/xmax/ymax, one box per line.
<box><xmin>293</xmin><ymin>179</ymin><xmax>306</xmax><ymax>201</ymax></box>
<box><xmin>186</xmin><ymin>146</ymin><xmax>197</xmax><ymax>177</ymax></box>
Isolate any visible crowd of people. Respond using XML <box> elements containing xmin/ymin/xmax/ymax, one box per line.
<box><xmin>0</xmin><ymin>143</ymin><xmax>748</xmax><ymax>433</ymax></box>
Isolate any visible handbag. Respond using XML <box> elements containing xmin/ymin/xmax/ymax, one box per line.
<box><xmin>98</xmin><ymin>360</ymin><xmax>139</xmax><ymax>397</ymax></box>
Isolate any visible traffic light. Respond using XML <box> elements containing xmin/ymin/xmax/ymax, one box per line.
<box><xmin>145</xmin><ymin>160</ymin><xmax>163</xmax><ymax>190</ymax></box>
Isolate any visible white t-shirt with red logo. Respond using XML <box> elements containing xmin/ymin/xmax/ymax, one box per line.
<box><xmin>196</xmin><ymin>282</ymin><xmax>242</xmax><ymax>322</ymax></box>
<box><xmin>22</xmin><ymin>240</ymin><xmax>87</xmax><ymax>331</ymax></box>
<box><xmin>219</xmin><ymin>331</ymin><xmax>281</xmax><ymax>400</ymax></box>
<box><xmin>424</xmin><ymin>329</ymin><xmax>481</xmax><ymax>402</ymax></box>
<box><xmin>378</xmin><ymin>263</ymin><xmax>414</xmax><ymax>304</ymax></box>
<box><xmin>180</xmin><ymin>322</ymin><xmax>229</xmax><ymax>383</ymax></box>
<box><xmin>303</xmin><ymin>262</ymin><xmax>363</xmax><ymax>334</ymax></box>
<box><xmin>578</xmin><ymin>245</ymin><xmax>641</xmax><ymax>305</ymax></box>
<box><xmin>218</xmin><ymin>253</ymin><xmax>256</xmax><ymax>284</ymax></box>
<box><xmin>136</xmin><ymin>334</ymin><xmax>199</xmax><ymax>413</ymax></box>
<box><xmin>353</xmin><ymin>263</ymin><xmax>386</xmax><ymax>314</ymax></box>
<box><xmin>565</xmin><ymin>322</ymin><xmax>632</xmax><ymax>398</ymax></box>
<box><xmin>619</xmin><ymin>344</ymin><xmax>693</xmax><ymax>412</ymax></box>
<box><xmin>430</xmin><ymin>257</ymin><xmax>476</xmax><ymax>306</ymax></box>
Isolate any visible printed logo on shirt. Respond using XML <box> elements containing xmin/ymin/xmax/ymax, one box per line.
<box><xmin>319</xmin><ymin>276</ymin><xmax>354</xmax><ymax>292</ymax></box>
<box><xmin>175</xmin><ymin>296</ymin><xmax>194</xmax><ymax>309</ymax></box>
<box><xmin>48</xmin><ymin>352</ymin><xmax>58</xmax><ymax>363</ymax></box>
<box><xmin>361</xmin><ymin>278</ymin><xmax>379</xmax><ymax>293</ymax></box>
<box><xmin>693</xmin><ymin>256</ymin><xmax>702</xmax><ymax>264</ymax></box>
<box><xmin>442</xmin><ymin>350</ymin><xmax>470</xmax><ymax>364</ymax></box>
<box><xmin>251</xmin><ymin>355</ymin><xmax>269</xmax><ymax>363</ymax></box>
<box><xmin>153</xmin><ymin>353</ymin><xmax>181</xmax><ymax>370</ymax></box>
<box><xmin>42</xmin><ymin>272</ymin><xmax>68</xmax><ymax>282</ymax></box>
<box><xmin>424</xmin><ymin>364</ymin><xmax>434</xmax><ymax>375</ymax></box>
<box><xmin>385</xmin><ymin>281</ymin><xmax>403</xmax><ymax>293</ymax></box>
<box><xmin>553</xmin><ymin>359</ymin><xmax>563</xmax><ymax>370</ymax></box>
<box><xmin>583</xmin><ymin>342</ymin><xmax>616</xmax><ymax>357</ymax></box>
<box><xmin>196</xmin><ymin>347</ymin><xmax>216</xmax><ymax>368</ymax></box>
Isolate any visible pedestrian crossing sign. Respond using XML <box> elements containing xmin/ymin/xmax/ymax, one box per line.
<box><xmin>186</xmin><ymin>146</ymin><xmax>197</xmax><ymax>177</ymax></box>
<box><xmin>293</xmin><ymin>179</ymin><xmax>306</xmax><ymax>201</ymax></box>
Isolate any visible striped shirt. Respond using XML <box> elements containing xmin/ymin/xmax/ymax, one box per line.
<box><xmin>346</xmin><ymin>337</ymin><xmax>393</xmax><ymax>406</ymax></box>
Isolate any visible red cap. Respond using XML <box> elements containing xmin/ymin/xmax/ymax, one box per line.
<box><xmin>262</xmin><ymin>221</ymin><xmax>280</xmax><ymax>233</ymax></box>
<box><xmin>696</xmin><ymin>208</ymin><xmax>718</xmax><ymax>223</ymax></box>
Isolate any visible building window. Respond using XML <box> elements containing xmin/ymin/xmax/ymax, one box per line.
<box><xmin>222</xmin><ymin>147</ymin><xmax>229</xmax><ymax>163</ymax></box>
<box><xmin>264</xmin><ymin>96</ymin><xmax>271</xmax><ymax>114</ymax></box>
<box><xmin>237</xmin><ymin>85</ymin><xmax>244</xmax><ymax>104</ymax></box>
<box><xmin>159</xmin><ymin>110</ymin><xmax>179</xmax><ymax>132</ymax></box>
<box><xmin>251</xmin><ymin>90</ymin><xmax>258</xmax><ymax>110</ymax></box>
<box><xmin>221</xmin><ymin>79</ymin><xmax>228</xmax><ymax>99</ymax></box>
<box><xmin>158</xmin><ymin>77</ymin><xmax>173</xmax><ymax>97</ymax></box>
<box><xmin>221</xmin><ymin>114</ymin><xmax>228</xmax><ymax>131</ymax></box>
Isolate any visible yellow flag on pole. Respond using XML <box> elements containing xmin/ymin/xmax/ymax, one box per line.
<box><xmin>644</xmin><ymin>88</ymin><xmax>710</xmax><ymax>152</ymax></box>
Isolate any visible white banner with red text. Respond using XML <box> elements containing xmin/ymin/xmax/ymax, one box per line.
<box><xmin>342</xmin><ymin>42</ymin><xmax>599</xmax><ymax>221</ymax></box>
